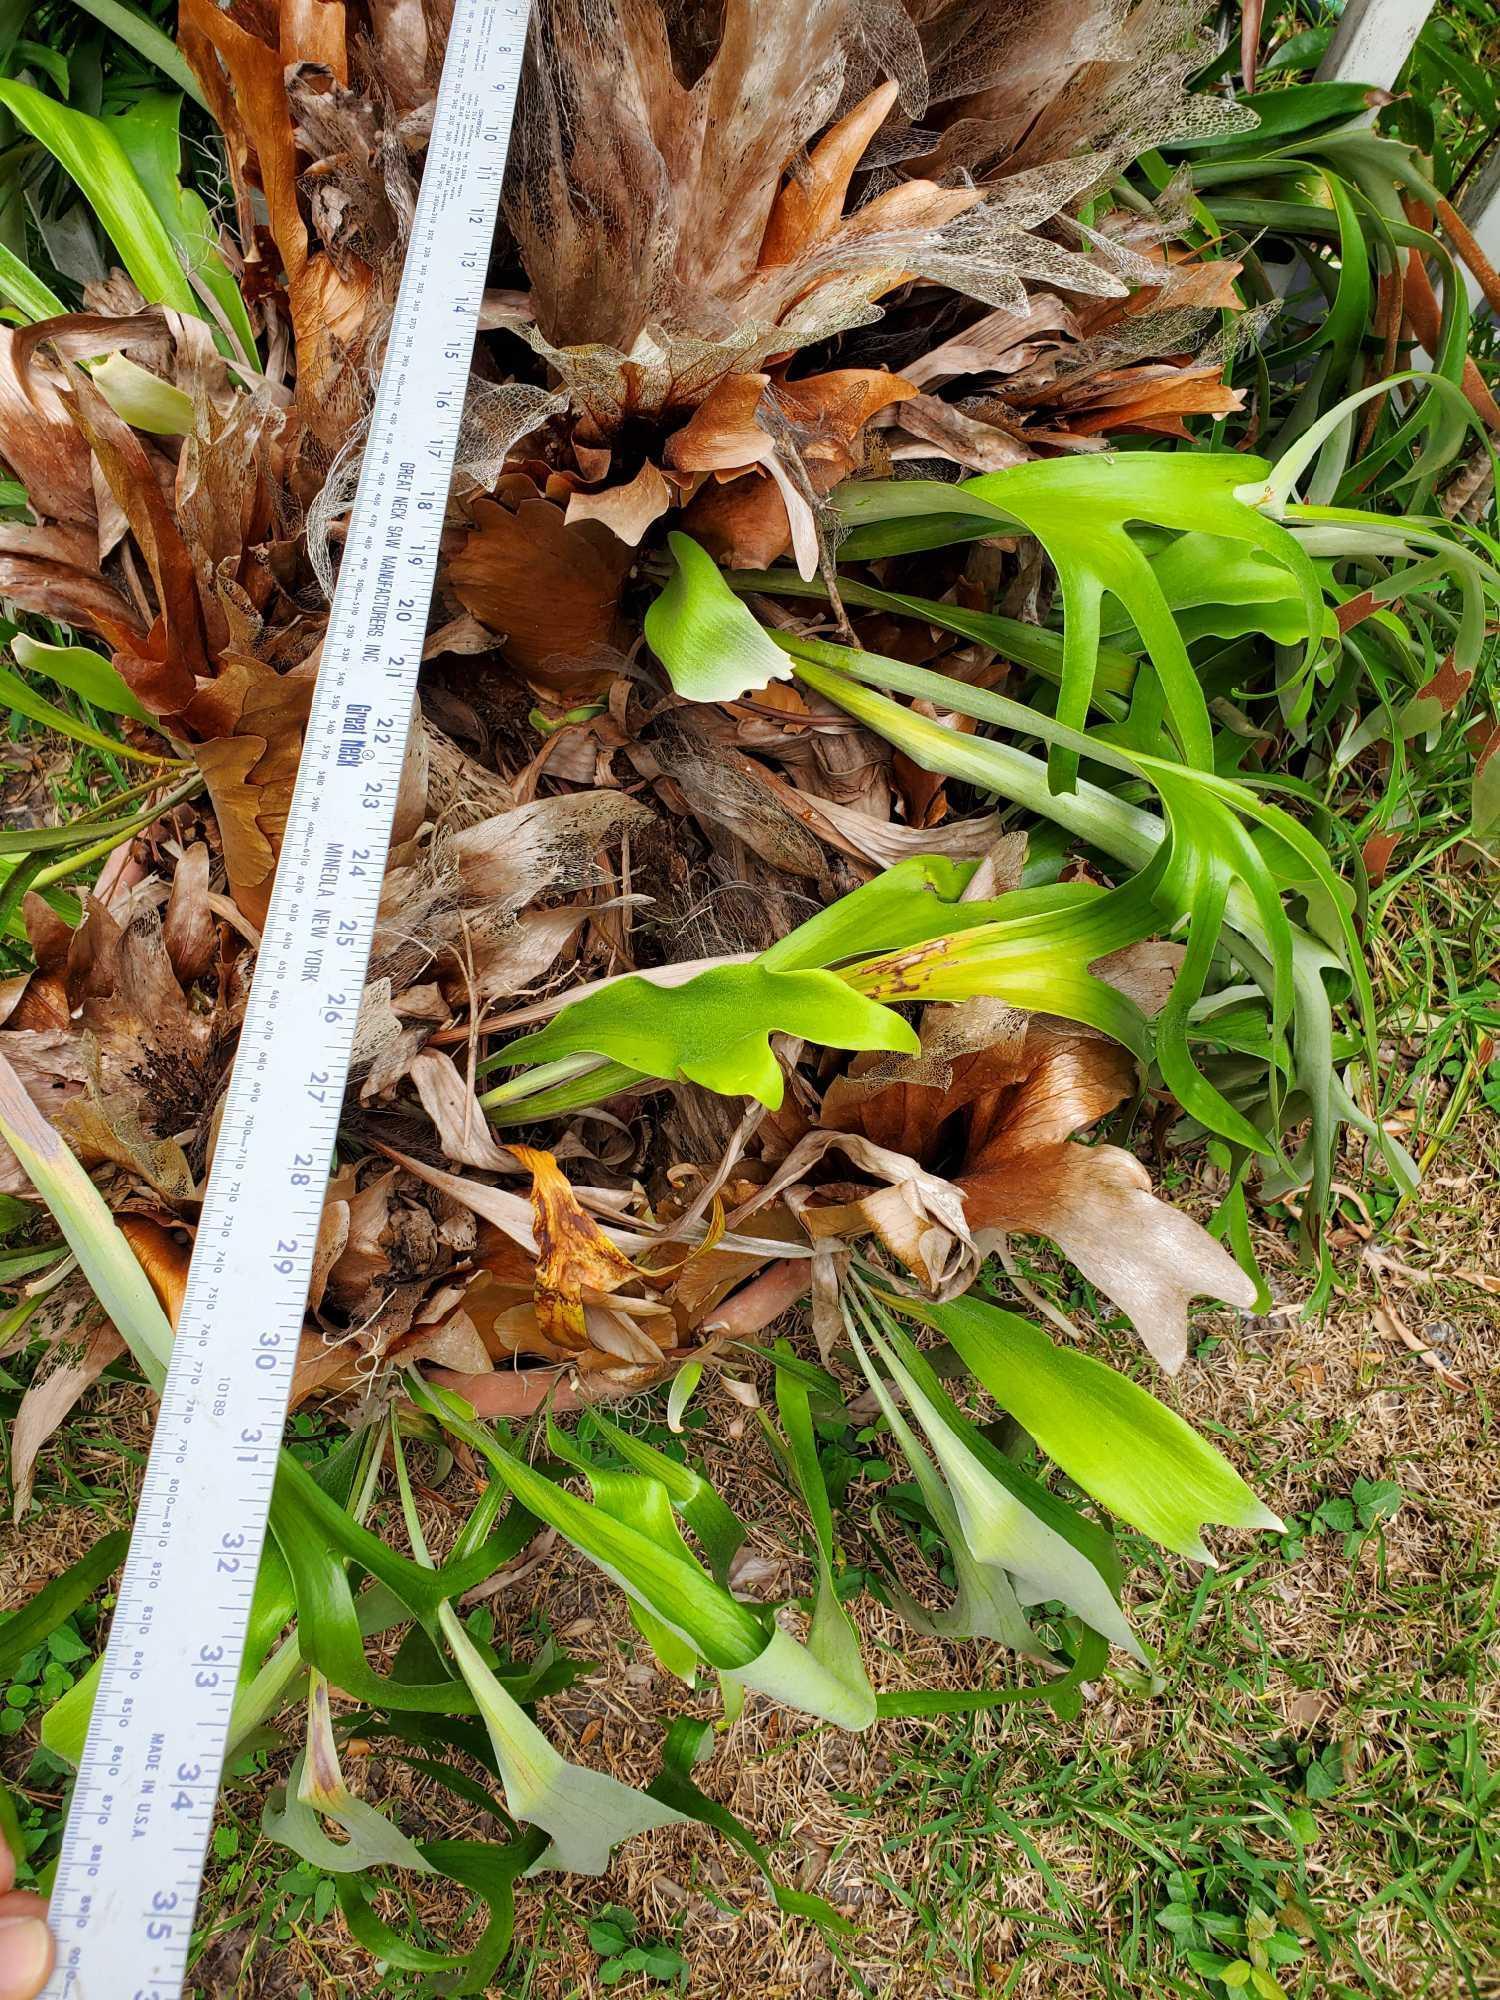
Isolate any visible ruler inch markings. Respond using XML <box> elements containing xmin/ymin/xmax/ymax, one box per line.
<box><xmin>41</xmin><ymin>5</ymin><xmax>531</xmax><ymax>1993</ymax></box>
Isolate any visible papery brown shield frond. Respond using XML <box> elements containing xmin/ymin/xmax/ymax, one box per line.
<box><xmin>648</xmin><ymin>730</ymin><xmax>829</xmax><ymax>880</ymax></box>
<box><xmin>953</xmin><ymin>1025</ymin><xmax>1256</xmax><ymax>1371</ymax></box>
<box><xmin>12</xmin><ymin>310</ymin><xmax>177</xmax><ymax>378</ymax></box>
<box><xmin>673</xmin><ymin>366</ymin><xmax>914</xmax><ymax>567</ymax></box>
<box><xmin>563</xmin><ymin>460</ymin><xmax>674</xmax><ymax>546</ymax></box>
<box><xmin>960</xmin><ymin>1131</ymin><xmax>1255</xmax><ymax>1373</ymax></box>
<box><xmin>284</xmin><ymin>1333</ymin><xmax>368</xmax><ymax>1405</ymax></box>
<box><xmin>509</xmin><ymin>0</ymin><xmax>893</xmax><ymax>350</ymax></box>
<box><xmin>367</xmin><ymin>0</ymin><xmax>432</xmax><ymax>108</ymax></box>
<box><xmin>1088</xmin><ymin>939</ymin><xmax>1187</xmax><ymax>1016</ymax></box>
<box><xmin>60</xmin><ymin>366</ymin><xmax>212</xmax><ymax>694</ymax></box>
<box><xmin>667</xmin><ymin>368</ymin><xmax>915</xmax><ymax>476</ymax></box>
<box><xmin>903</xmin><ymin>0</ymin><xmax>1122</xmax><ymax>163</ymax></box>
<box><xmin>454</xmin><ymin>907</ymin><xmax>592</xmax><ymax>1011</ymax></box>
<box><xmin>821</xmin><ymin>998</ymin><xmax>1033</xmax><ymax>1161</ymax></box>
<box><xmin>29</xmin><ymin>901</ymin><xmax>230</xmax><ymax>1164</ymax></box>
<box><xmin>664</xmin><ymin>371</ymin><xmax>774</xmax><ymax>475</ymax></box>
<box><xmin>935</xmin><ymin>0</ymin><xmax>1256</xmax><ymax>181</ymax></box>
<box><xmin>180</xmin><ymin>0</ymin><xmax>372</xmax><ymax>430</ymax></box>
<box><xmin>394</xmin><ymin>1311</ymin><xmax>496</xmax><ymax>1380</ymax></box>
<box><xmin>765</xmin><ymin>366</ymin><xmax>921</xmax><ymax>449</ymax></box>
<box><xmin>676</xmin><ymin>465</ymin><xmax>805</xmax><ymax>571</ymax></box>
<box><xmin>449</xmin><ymin>492</ymin><xmax>631</xmax><ymax>683</ymax></box>
<box><xmin>307</xmin><ymin>1182</ymin><xmax>351</xmax><ymax>1316</ymax></box>
<box><xmin>660</xmin><ymin>1198</ymin><xmax>806</xmax><ymax>1333</ymax></box>
<box><xmin>56</xmin><ymin>1096</ymin><xmax>196</xmax><ymax>1204</ymax></box>
<box><xmin>1045</xmin><ymin>364</ymin><xmax>1245</xmax><ymax>439</ymax></box>
<box><xmin>0</xmin><ymin>552</ymin><xmax>145</xmax><ymax>651</ymax></box>
<box><xmin>501</xmin><ymin>0</ymin><xmax>1084</xmax><ymax>420</ymax></box>
<box><xmin>666</xmin><ymin>370</ymin><xmax>821</xmax><ymax>570</ymax></box>
<box><xmin>109</xmin><ymin>641</ymin><xmax>199</xmax><ymax>722</ymax></box>
<box><xmin>1139</xmin><ymin>254</ymin><xmax>1245</xmax><ymax>312</ymax></box>
<box><xmin>176</xmin><ymin>389</ymin><xmax>290</xmax><ymax>652</ymax></box>
<box><xmin>448</xmin><ymin>790</ymin><xmax>653</xmax><ymax>913</ymax></box>
<box><xmin>670</xmin><ymin>0</ymin><xmax>925</xmax><ymax>305</ymax></box>
<box><xmin>184</xmin><ymin>654</ymin><xmax>314</xmax><ymax>925</ymax></box>
<box><xmin>162</xmin><ymin>844</ymin><xmax>219</xmax><ymax>985</ymax></box>
<box><xmin>2</xmin><ymin>898</ymin><xmax>73</xmax><ymax>1034</ymax></box>
<box><xmin>960</xmin><ymin>1023</ymin><xmax>1134</xmax><ymax>1158</ymax></box>
<box><xmin>804</xmin><ymin>1180</ymin><xmax>961</xmax><ymax>1293</ymax></box>
<box><xmin>759</xmin><ymin>80</ymin><xmax>901</xmax><ymax>268</ymax></box>
<box><xmin>410</xmin><ymin>1050</ymin><xmax>516</xmax><ymax>1171</ymax></box>
<box><xmin>733</xmin><ymin>1125</ymin><xmax>979</xmax><ymax>1299</ymax></box>
<box><xmin>0</xmin><ymin>522</ymin><xmax>104</xmax><ymax>570</ymax></box>
<box><xmin>281</xmin><ymin>0</ymin><xmax>348</xmax><ymax>78</ymax></box>
<box><xmin>10</xmin><ymin>1311</ymin><xmax>125</xmax><ymax>1518</ymax></box>
<box><xmin>887</xmin><ymin>393</ymin><xmax>1031</xmax><ymax>470</ymax></box>
<box><xmin>118</xmin><ymin>1214</ymin><xmax>193</xmax><ymax>1322</ymax></box>
<box><xmin>817</xmin><ymin>938</ymin><xmax>1251</xmax><ymax>1369</ymax></box>
<box><xmin>902</xmin><ymin>295</ymin><xmax>1081</xmax><ymax>389</ymax></box>
<box><xmin>191</xmin><ymin>736</ymin><xmax>289</xmax><ymax>928</ymax></box>
<box><xmin>24</xmin><ymin>897</ymin><xmax>78</xmax><ymax>975</ymax></box>
<box><xmin>320</xmin><ymin>1165</ymin><xmax>398</xmax><ymax>1314</ymax></box>
<box><xmin>0</xmin><ymin>326</ymin><xmax>96</xmax><ymax>527</ymax></box>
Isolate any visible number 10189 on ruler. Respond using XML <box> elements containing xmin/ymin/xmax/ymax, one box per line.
<box><xmin>41</xmin><ymin>4</ymin><xmax>532</xmax><ymax>1993</ymax></box>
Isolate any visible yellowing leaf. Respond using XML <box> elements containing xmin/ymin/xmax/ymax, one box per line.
<box><xmin>509</xmin><ymin>1143</ymin><xmax>656</xmax><ymax>1351</ymax></box>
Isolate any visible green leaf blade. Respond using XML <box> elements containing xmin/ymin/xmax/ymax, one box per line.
<box><xmin>645</xmin><ymin>531</ymin><xmax>794</xmax><ymax>704</ymax></box>
<box><xmin>909</xmin><ymin>1293</ymin><xmax>1283</xmax><ymax>1561</ymax></box>
<box><xmin>0</xmin><ymin>80</ymin><xmax>200</xmax><ymax>318</ymax></box>
<box><xmin>505</xmin><ymin>963</ymin><xmax>919</xmax><ymax>1110</ymax></box>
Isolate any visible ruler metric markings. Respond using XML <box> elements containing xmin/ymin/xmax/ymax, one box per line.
<box><xmin>41</xmin><ymin>4</ymin><xmax>531</xmax><ymax>1993</ymax></box>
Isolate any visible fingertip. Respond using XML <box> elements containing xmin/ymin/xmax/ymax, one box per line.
<box><xmin>0</xmin><ymin>1913</ymin><xmax>53</xmax><ymax>2000</ymax></box>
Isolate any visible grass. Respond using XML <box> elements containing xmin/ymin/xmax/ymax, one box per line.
<box><xmin>0</xmin><ymin>679</ymin><xmax>149</xmax><ymax>953</ymax></box>
<box><xmin>1</xmin><ymin>0</ymin><xmax>1498</xmax><ymax>1987</ymax></box>
<box><xmin>460</xmin><ymin>1122</ymin><xmax>1494</xmax><ymax>2000</ymax></box>
<box><xmin>825</xmin><ymin>1298</ymin><xmax>1496</xmax><ymax>2000</ymax></box>
<box><xmin>1</xmin><ymin>446</ymin><xmax>1495</xmax><ymax>2000</ymax></box>
<box><xmin>2</xmin><ymin>1010</ymin><xmax>1494</xmax><ymax>1996</ymax></box>
<box><xmin>2</xmin><ymin>595</ymin><xmax>1497</xmax><ymax>2000</ymax></box>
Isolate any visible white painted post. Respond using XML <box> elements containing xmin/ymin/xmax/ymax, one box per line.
<box><xmin>1311</xmin><ymin>1</ymin><xmax>1497</xmax><ymax>322</ymax></box>
<box><xmin>1315</xmin><ymin>0</ymin><xmax>1436</xmax><ymax>88</ymax></box>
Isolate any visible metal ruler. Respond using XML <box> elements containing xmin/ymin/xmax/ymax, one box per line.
<box><xmin>43</xmin><ymin>5</ymin><xmax>531</xmax><ymax>1991</ymax></box>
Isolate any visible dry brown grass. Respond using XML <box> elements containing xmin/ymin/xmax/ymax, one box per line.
<box><xmin>4</xmin><ymin>969</ymin><xmax>1496</xmax><ymax>2000</ymax></box>
<box><xmin>150</xmin><ymin>1126</ymin><xmax>1497</xmax><ymax>1999</ymax></box>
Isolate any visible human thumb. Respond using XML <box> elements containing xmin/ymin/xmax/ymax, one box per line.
<box><xmin>0</xmin><ymin>1912</ymin><xmax>53</xmax><ymax>2000</ymax></box>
